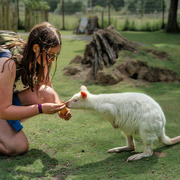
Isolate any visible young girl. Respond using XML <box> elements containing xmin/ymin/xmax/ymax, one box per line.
<box><xmin>0</xmin><ymin>22</ymin><xmax>72</xmax><ymax>156</ymax></box>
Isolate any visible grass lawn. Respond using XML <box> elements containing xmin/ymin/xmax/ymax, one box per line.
<box><xmin>0</xmin><ymin>30</ymin><xmax>180</xmax><ymax>180</ymax></box>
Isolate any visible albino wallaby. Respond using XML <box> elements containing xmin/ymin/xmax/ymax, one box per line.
<box><xmin>66</xmin><ymin>85</ymin><xmax>180</xmax><ymax>162</ymax></box>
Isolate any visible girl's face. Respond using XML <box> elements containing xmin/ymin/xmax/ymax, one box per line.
<box><xmin>34</xmin><ymin>45</ymin><xmax>61</xmax><ymax>66</ymax></box>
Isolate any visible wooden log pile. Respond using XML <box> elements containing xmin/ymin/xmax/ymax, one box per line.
<box><xmin>82</xmin><ymin>25</ymin><xmax>140</xmax><ymax>79</ymax></box>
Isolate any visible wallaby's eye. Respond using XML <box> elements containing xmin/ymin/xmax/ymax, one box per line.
<box><xmin>73</xmin><ymin>99</ymin><xmax>78</xmax><ymax>103</ymax></box>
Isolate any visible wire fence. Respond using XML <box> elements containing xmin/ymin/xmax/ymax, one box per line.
<box><xmin>0</xmin><ymin>0</ymin><xmax>18</xmax><ymax>32</ymax></box>
<box><xmin>4</xmin><ymin>0</ymin><xmax>180</xmax><ymax>32</ymax></box>
<box><xmin>49</xmin><ymin>8</ymin><xmax>170</xmax><ymax>32</ymax></box>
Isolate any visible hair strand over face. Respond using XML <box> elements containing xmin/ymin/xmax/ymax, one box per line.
<box><xmin>21</xmin><ymin>22</ymin><xmax>61</xmax><ymax>93</ymax></box>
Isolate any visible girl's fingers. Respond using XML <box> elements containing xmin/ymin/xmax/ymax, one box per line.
<box><xmin>54</xmin><ymin>103</ymin><xmax>66</xmax><ymax>110</ymax></box>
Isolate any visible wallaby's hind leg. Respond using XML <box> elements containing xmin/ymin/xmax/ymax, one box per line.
<box><xmin>126</xmin><ymin>143</ymin><xmax>153</xmax><ymax>162</ymax></box>
<box><xmin>107</xmin><ymin>135</ymin><xmax>135</xmax><ymax>153</ymax></box>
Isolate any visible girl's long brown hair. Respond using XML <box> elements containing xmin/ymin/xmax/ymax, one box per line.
<box><xmin>21</xmin><ymin>22</ymin><xmax>61</xmax><ymax>92</ymax></box>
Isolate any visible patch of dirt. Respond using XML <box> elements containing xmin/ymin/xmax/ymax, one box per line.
<box><xmin>144</xmin><ymin>49</ymin><xmax>169</xmax><ymax>61</ymax></box>
<box><xmin>63</xmin><ymin>56</ymin><xmax>179</xmax><ymax>85</ymax></box>
<box><xmin>63</xmin><ymin>26</ymin><xmax>179</xmax><ymax>85</ymax></box>
<box><xmin>154</xmin><ymin>152</ymin><xmax>167</xmax><ymax>157</ymax></box>
<box><xmin>118</xmin><ymin>60</ymin><xmax>179</xmax><ymax>83</ymax></box>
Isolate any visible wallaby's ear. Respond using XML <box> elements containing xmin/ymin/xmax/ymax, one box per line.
<box><xmin>81</xmin><ymin>91</ymin><xmax>87</xmax><ymax>99</ymax></box>
<box><xmin>81</xmin><ymin>85</ymin><xmax>87</xmax><ymax>92</ymax></box>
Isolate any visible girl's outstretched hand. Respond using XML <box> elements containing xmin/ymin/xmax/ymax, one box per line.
<box><xmin>41</xmin><ymin>103</ymin><xmax>66</xmax><ymax>114</ymax></box>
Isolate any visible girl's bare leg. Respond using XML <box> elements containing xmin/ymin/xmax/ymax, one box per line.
<box><xmin>0</xmin><ymin>85</ymin><xmax>60</xmax><ymax>156</ymax></box>
<box><xmin>0</xmin><ymin>119</ymin><xmax>29</xmax><ymax>156</ymax></box>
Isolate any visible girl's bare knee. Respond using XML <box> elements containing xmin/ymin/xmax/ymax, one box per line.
<box><xmin>18</xmin><ymin>140</ymin><xmax>29</xmax><ymax>155</ymax></box>
<box><xmin>5</xmin><ymin>140</ymin><xmax>29</xmax><ymax>156</ymax></box>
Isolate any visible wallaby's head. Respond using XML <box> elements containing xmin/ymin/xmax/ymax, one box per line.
<box><xmin>66</xmin><ymin>85</ymin><xmax>89</xmax><ymax>109</ymax></box>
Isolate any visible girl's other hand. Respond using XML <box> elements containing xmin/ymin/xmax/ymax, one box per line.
<box><xmin>58</xmin><ymin>108</ymin><xmax>72</xmax><ymax>121</ymax></box>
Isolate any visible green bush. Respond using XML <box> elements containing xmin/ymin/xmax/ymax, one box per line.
<box><xmin>122</xmin><ymin>18</ymin><xmax>130</xmax><ymax>31</ymax></box>
<box><xmin>93</xmin><ymin>6</ymin><xmax>104</xmax><ymax>13</ymax></box>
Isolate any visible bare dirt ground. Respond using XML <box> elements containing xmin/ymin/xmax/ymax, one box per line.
<box><xmin>62</xmin><ymin>26</ymin><xmax>179</xmax><ymax>85</ymax></box>
<box><xmin>63</xmin><ymin>54</ymin><xmax>179</xmax><ymax>86</ymax></box>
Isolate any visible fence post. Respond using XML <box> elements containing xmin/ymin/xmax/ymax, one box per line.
<box><xmin>25</xmin><ymin>7</ymin><xmax>30</xmax><ymax>32</ymax></box>
<box><xmin>30</xmin><ymin>10</ymin><xmax>33</xmax><ymax>31</ymax></box>
<box><xmin>0</xmin><ymin>0</ymin><xmax>2</xmax><ymax>29</ymax></box>
<box><xmin>0</xmin><ymin>0</ymin><xmax>18</xmax><ymax>31</ymax></box>
<box><xmin>2</xmin><ymin>0</ymin><xmax>6</xmax><ymax>30</ymax></box>
<box><xmin>12</xmin><ymin>2</ymin><xmax>18</xmax><ymax>32</ymax></box>
<box><xmin>5</xmin><ymin>0</ymin><xmax>10</xmax><ymax>30</ymax></box>
<box><xmin>161</xmin><ymin>0</ymin><xmax>165</xmax><ymax>29</ymax></box>
<box><xmin>108</xmin><ymin>0</ymin><xmax>111</xmax><ymax>25</ymax></box>
<box><xmin>101</xmin><ymin>9</ymin><xmax>104</xmax><ymax>29</ymax></box>
<box><xmin>62</xmin><ymin>0</ymin><xmax>65</xmax><ymax>30</ymax></box>
<box><xmin>45</xmin><ymin>10</ymin><xmax>48</xmax><ymax>22</ymax></box>
<box><xmin>41</xmin><ymin>10</ymin><xmax>45</xmax><ymax>23</ymax></box>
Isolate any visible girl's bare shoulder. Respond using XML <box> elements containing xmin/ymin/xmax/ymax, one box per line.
<box><xmin>0</xmin><ymin>57</ymin><xmax>16</xmax><ymax>78</ymax></box>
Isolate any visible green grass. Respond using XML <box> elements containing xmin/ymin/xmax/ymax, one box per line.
<box><xmin>1</xmin><ymin>31</ymin><xmax>180</xmax><ymax>180</ymax></box>
<box><xmin>121</xmin><ymin>30</ymin><xmax>180</xmax><ymax>45</ymax></box>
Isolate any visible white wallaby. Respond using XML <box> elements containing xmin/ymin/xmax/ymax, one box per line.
<box><xmin>66</xmin><ymin>85</ymin><xmax>180</xmax><ymax>162</ymax></box>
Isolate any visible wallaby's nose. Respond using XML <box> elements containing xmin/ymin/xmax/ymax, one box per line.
<box><xmin>65</xmin><ymin>101</ymin><xmax>69</xmax><ymax>108</ymax></box>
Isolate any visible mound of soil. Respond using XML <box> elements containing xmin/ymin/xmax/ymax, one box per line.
<box><xmin>64</xmin><ymin>58</ymin><xmax>179</xmax><ymax>85</ymax></box>
<box><xmin>63</xmin><ymin>26</ymin><xmax>179</xmax><ymax>85</ymax></box>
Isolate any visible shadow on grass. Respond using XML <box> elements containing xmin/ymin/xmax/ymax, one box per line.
<box><xmin>0</xmin><ymin>145</ymin><xmax>176</xmax><ymax>179</ymax></box>
<box><xmin>0</xmin><ymin>149</ymin><xmax>60</xmax><ymax>179</ymax></box>
<box><xmin>59</xmin><ymin>145</ymin><xmax>175</xmax><ymax>179</ymax></box>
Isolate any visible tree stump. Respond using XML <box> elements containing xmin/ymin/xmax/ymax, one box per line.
<box><xmin>64</xmin><ymin>25</ymin><xmax>179</xmax><ymax>85</ymax></box>
<box><xmin>74</xmin><ymin>16</ymin><xmax>100</xmax><ymax>35</ymax></box>
<box><xmin>82</xmin><ymin>25</ymin><xmax>140</xmax><ymax>79</ymax></box>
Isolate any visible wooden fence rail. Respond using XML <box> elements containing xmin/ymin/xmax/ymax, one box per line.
<box><xmin>0</xmin><ymin>0</ymin><xmax>49</xmax><ymax>32</ymax></box>
<box><xmin>25</xmin><ymin>8</ymin><xmax>48</xmax><ymax>32</ymax></box>
<box><xmin>0</xmin><ymin>0</ymin><xmax>18</xmax><ymax>32</ymax></box>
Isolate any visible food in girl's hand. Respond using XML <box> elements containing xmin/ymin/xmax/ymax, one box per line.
<box><xmin>60</xmin><ymin>102</ymin><xmax>68</xmax><ymax>116</ymax></box>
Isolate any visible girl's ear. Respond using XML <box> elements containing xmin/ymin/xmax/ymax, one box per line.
<box><xmin>81</xmin><ymin>91</ymin><xmax>87</xmax><ymax>99</ymax></box>
<box><xmin>33</xmin><ymin>44</ymin><xmax>40</xmax><ymax>53</ymax></box>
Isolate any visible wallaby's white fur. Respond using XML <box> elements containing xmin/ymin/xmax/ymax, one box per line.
<box><xmin>66</xmin><ymin>85</ymin><xmax>180</xmax><ymax>162</ymax></box>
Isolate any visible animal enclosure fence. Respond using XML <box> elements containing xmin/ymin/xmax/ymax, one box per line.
<box><xmin>25</xmin><ymin>8</ymin><xmax>49</xmax><ymax>32</ymax></box>
<box><xmin>0</xmin><ymin>0</ymin><xmax>18</xmax><ymax>32</ymax></box>
<box><xmin>0</xmin><ymin>0</ymin><xmax>49</xmax><ymax>32</ymax></box>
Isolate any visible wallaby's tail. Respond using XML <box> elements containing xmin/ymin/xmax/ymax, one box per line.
<box><xmin>160</xmin><ymin>128</ymin><xmax>180</xmax><ymax>145</ymax></box>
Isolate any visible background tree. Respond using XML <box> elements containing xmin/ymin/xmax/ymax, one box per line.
<box><xmin>125</xmin><ymin>0</ymin><xmax>163</xmax><ymax>15</ymax></box>
<box><xmin>166</xmin><ymin>0</ymin><xmax>179</xmax><ymax>32</ymax></box>
<box><xmin>92</xmin><ymin>0</ymin><xmax>106</xmax><ymax>8</ymax></box>
<box><xmin>92</xmin><ymin>0</ymin><xmax>124</xmax><ymax>11</ymax></box>
<box><xmin>110</xmin><ymin>0</ymin><xmax>124</xmax><ymax>11</ymax></box>
<box><xmin>23</xmin><ymin>0</ymin><xmax>50</xmax><ymax>10</ymax></box>
<box><xmin>55</xmin><ymin>0</ymin><xmax>87</xmax><ymax>14</ymax></box>
<box><xmin>44</xmin><ymin>0</ymin><xmax>59</xmax><ymax>12</ymax></box>
<box><xmin>144</xmin><ymin>0</ymin><xmax>162</xmax><ymax>13</ymax></box>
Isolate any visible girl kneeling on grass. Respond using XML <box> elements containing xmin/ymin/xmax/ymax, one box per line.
<box><xmin>0</xmin><ymin>22</ymin><xmax>72</xmax><ymax>156</ymax></box>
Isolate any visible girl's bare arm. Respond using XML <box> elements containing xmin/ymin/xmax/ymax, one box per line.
<box><xmin>0</xmin><ymin>58</ymin><xmax>64</xmax><ymax>120</ymax></box>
